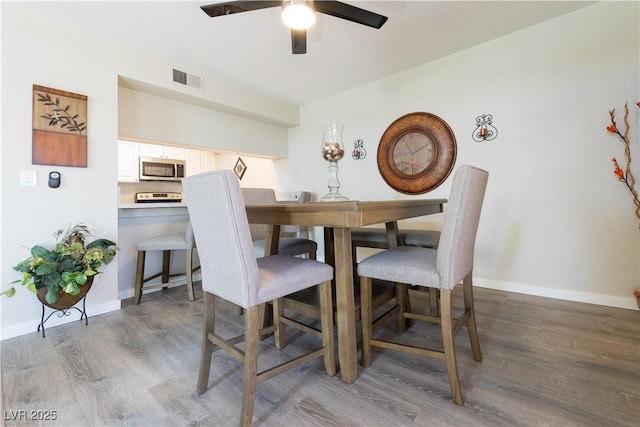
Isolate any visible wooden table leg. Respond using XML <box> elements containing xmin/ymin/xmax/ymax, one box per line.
<box><xmin>332</xmin><ymin>227</ymin><xmax>357</xmax><ymax>384</ymax></box>
<box><xmin>323</xmin><ymin>227</ymin><xmax>335</xmax><ymax>278</ymax></box>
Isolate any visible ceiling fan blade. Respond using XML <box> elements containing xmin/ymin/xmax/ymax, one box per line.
<box><xmin>201</xmin><ymin>1</ymin><xmax>281</xmax><ymax>18</ymax></box>
<box><xmin>314</xmin><ymin>1</ymin><xmax>388</xmax><ymax>29</ymax></box>
<box><xmin>291</xmin><ymin>29</ymin><xmax>307</xmax><ymax>54</ymax></box>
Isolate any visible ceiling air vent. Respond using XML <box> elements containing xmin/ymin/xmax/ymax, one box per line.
<box><xmin>172</xmin><ymin>68</ymin><xmax>204</xmax><ymax>91</ymax></box>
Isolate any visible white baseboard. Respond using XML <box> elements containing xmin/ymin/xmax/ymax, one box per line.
<box><xmin>1</xmin><ymin>300</ymin><xmax>121</xmax><ymax>341</ymax></box>
<box><xmin>475</xmin><ymin>277</ymin><xmax>638</xmax><ymax>310</ymax></box>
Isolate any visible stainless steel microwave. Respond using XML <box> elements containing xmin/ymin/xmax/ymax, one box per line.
<box><xmin>139</xmin><ymin>157</ymin><xmax>186</xmax><ymax>181</ymax></box>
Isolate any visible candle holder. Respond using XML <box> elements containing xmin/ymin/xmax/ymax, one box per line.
<box><xmin>320</xmin><ymin>122</ymin><xmax>349</xmax><ymax>201</ymax></box>
<box><xmin>472</xmin><ymin>114</ymin><xmax>498</xmax><ymax>142</ymax></box>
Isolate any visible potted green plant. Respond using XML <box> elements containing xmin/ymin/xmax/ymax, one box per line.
<box><xmin>2</xmin><ymin>224</ymin><xmax>118</xmax><ymax>308</ymax></box>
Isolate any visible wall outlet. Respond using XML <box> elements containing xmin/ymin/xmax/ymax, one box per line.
<box><xmin>20</xmin><ymin>170</ymin><xmax>37</xmax><ymax>187</ymax></box>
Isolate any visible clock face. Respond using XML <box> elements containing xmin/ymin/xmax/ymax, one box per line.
<box><xmin>392</xmin><ymin>132</ymin><xmax>434</xmax><ymax>175</ymax></box>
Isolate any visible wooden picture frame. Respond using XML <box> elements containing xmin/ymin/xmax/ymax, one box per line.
<box><xmin>234</xmin><ymin>157</ymin><xmax>247</xmax><ymax>180</ymax></box>
<box><xmin>32</xmin><ymin>85</ymin><xmax>88</xmax><ymax>167</ymax></box>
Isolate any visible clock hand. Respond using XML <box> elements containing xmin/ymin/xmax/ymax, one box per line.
<box><xmin>412</xmin><ymin>144</ymin><xmax>428</xmax><ymax>154</ymax></box>
<box><xmin>403</xmin><ymin>141</ymin><xmax>415</xmax><ymax>155</ymax></box>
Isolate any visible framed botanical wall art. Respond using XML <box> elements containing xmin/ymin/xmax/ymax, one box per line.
<box><xmin>32</xmin><ymin>84</ymin><xmax>87</xmax><ymax>167</ymax></box>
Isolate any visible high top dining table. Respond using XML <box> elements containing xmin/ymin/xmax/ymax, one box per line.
<box><xmin>245</xmin><ymin>198</ymin><xmax>446</xmax><ymax>384</ymax></box>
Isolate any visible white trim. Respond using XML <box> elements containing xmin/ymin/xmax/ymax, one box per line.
<box><xmin>476</xmin><ymin>277</ymin><xmax>637</xmax><ymax>310</ymax></box>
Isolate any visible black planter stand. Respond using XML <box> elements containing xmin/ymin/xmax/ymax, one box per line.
<box><xmin>37</xmin><ymin>296</ymin><xmax>89</xmax><ymax>338</ymax></box>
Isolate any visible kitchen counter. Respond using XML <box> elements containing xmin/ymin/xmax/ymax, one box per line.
<box><xmin>119</xmin><ymin>202</ymin><xmax>188</xmax><ymax>219</ymax></box>
<box><xmin>119</xmin><ymin>202</ymin><xmax>186</xmax><ymax>209</ymax></box>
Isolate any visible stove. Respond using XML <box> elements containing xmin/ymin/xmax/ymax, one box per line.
<box><xmin>135</xmin><ymin>192</ymin><xmax>183</xmax><ymax>203</ymax></box>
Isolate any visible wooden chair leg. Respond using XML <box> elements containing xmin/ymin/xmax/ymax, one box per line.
<box><xmin>186</xmin><ymin>248</ymin><xmax>195</xmax><ymax>302</ymax></box>
<box><xmin>134</xmin><ymin>251</ymin><xmax>145</xmax><ymax>305</ymax></box>
<box><xmin>395</xmin><ymin>283</ymin><xmax>407</xmax><ymax>334</ymax></box>
<box><xmin>463</xmin><ymin>275</ymin><xmax>482</xmax><ymax>362</ymax></box>
<box><xmin>352</xmin><ymin>245</ymin><xmax>358</xmax><ymax>280</ymax></box>
<box><xmin>273</xmin><ymin>298</ymin><xmax>286</xmax><ymax>349</ymax></box>
<box><xmin>428</xmin><ymin>288</ymin><xmax>440</xmax><ymax>316</ymax></box>
<box><xmin>161</xmin><ymin>250</ymin><xmax>171</xmax><ymax>290</ymax></box>
<box><xmin>240</xmin><ymin>305</ymin><xmax>259</xmax><ymax>427</ymax></box>
<box><xmin>197</xmin><ymin>292</ymin><xmax>216</xmax><ymax>394</ymax></box>
<box><xmin>360</xmin><ymin>276</ymin><xmax>373</xmax><ymax>367</ymax></box>
<box><xmin>440</xmin><ymin>289</ymin><xmax>463</xmax><ymax>405</ymax></box>
<box><xmin>318</xmin><ymin>280</ymin><xmax>336</xmax><ymax>376</ymax></box>
<box><xmin>259</xmin><ymin>303</ymin><xmax>273</xmax><ymax>340</ymax></box>
<box><xmin>402</xmin><ymin>285</ymin><xmax>414</xmax><ymax>328</ymax></box>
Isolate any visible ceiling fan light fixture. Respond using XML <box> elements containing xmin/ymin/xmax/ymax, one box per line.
<box><xmin>282</xmin><ymin>0</ymin><xmax>315</xmax><ymax>30</ymax></box>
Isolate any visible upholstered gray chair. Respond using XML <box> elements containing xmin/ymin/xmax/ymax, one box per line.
<box><xmin>242</xmin><ymin>188</ymin><xmax>317</xmax><ymax>259</ymax></box>
<box><xmin>134</xmin><ymin>222</ymin><xmax>199</xmax><ymax>304</ymax></box>
<box><xmin>358</xmin><ymin>165</ymin><xmax>488</xmax><ymax>405</ymax></box>
<box><xmin>183</xmin><ymin>170</ymin><xmax>336</xmax><ymax>427</ymax></box>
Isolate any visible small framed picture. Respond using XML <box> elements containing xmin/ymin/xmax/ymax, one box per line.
<box><xmin>234</xmin><ymin>157</ymin><xmax>247</xmax><ymax>180</ymax></box>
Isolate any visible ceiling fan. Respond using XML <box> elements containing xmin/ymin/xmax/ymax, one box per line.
<box><xmin>201</xmin><ymin>1</ymin><xmax>388</xmax><ymax>54</ymax></box>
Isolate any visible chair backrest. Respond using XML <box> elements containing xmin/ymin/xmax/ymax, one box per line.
<box><xmin>437</xmin><ymin>165</ymin><xmax>489</xmax><ymax>289</ymax></box>
<box><xmin>182</xmin><ymin>170</ymin><xmax>259</xmax><ymax>308</ymax></box>
<box><xmin>241</xmin><ymin>188</ymin><xmax>278</xmax><ymax>241</ymax></box>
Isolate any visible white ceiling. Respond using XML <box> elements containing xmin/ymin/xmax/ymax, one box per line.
<box><xmin>15</xmin><ymin>1</ymin><xmax>595</xmax><ymax>105</ymax></box>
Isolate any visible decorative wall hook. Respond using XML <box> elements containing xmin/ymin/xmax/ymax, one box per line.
<box><xmin>472</xmin><ymin>114</ymin><xmax>498</xmax><ymax>142</ymax></box>
<box><xmin>352</xmin><ymin>139</ymin><xmax>366</xmax><ymax>160</ymax></box>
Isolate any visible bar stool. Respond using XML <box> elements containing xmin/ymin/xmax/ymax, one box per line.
<box><xmin>358</xmin><ymin>165</ymin><xmax>489</xmax><ymax>404</ymax></box>
<box><xmin>183</xmin><ymin>170</ymin><xmax>336</xmax><ymax>426</ymax></box>
<box><xmin>134</xmin><ymin>222</ymin><xmax>199</xmax><ymax>304</ymax></box>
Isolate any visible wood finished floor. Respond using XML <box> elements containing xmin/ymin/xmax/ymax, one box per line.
<box><xmin>1</xmin><ymin>283</ymin><xmax>639</xmax><ymax>426</ymax></box>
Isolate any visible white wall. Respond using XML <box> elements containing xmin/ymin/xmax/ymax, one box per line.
<box><xmin>0</xmin><ymin>4</ymin><xmax>122</xmax><ymax>338</ymax></box>
<box><xmin>275</xmin><ymin>1</ymin><xmax>640</xmax><ymax>308</ymax></box>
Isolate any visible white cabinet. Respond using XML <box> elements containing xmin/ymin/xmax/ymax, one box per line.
<box><xmin>201</xmin><ymin>150</ymin><xmax>215</xmax><ymax>172</ymax></box>
<box><xmin>138</xmin><ymin>143</ymin><xmax>185</xmax><ymax>160</ymax></box>
<box><xmin>184</xmin><ymin>149</ymin><xmax>201</xmax><ymax>177</ymax></box>
<box><xmin>118</xmin><ymin>140</ymin><xmax>139</xmax><ymax>182</ymax></box>
<box><xmin>184</xmin><ymin>148</ymin><xmax>216</xmax><ymax>176</ymax></box>
<box><xmin>163</xmin><ymin>146</ymin><xmax>185</xmax><ymax>160</ymax></box>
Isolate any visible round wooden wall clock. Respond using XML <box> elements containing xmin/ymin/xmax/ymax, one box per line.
<box><xmin>377</xmin><ymin>112</ymin><xmax>457</xmax><ymax>194</ymax></box>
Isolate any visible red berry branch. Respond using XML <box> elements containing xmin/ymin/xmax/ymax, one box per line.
<box><xmin>607</xmin><ymin>101</ymin><xmax>640</xmax><ymax>225</ymax></box>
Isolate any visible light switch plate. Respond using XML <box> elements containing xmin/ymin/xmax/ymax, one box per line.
<box><xmin>20</xmin><ymin>170</ymin><xmax>37</xmax><ymax>187</ymax></box>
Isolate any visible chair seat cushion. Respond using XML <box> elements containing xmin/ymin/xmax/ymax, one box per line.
<box><xmin>253</xmin><ymin>238</ymin><xmax>317</xmax><ymax>258</ymax></box>
<box><xmin>256</xmin><ymin>255</ymin><xmax>333</xmax><ymax>304</ymax></box>
<box><xmin>357</xmin><ymin>246</ymin><xmax>440</xmax><ymax>288</ymax></box>
<box><xmin>137</xmin><ymin>234</ymin><xmax>188</xmax><ymax>251</ymax></box>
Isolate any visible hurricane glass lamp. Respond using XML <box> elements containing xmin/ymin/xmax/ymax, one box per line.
<box><xmin>320</xmin><ymin>122</ymin><xmax>348</xmax><ymax>201</ymax></box>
